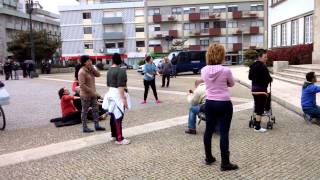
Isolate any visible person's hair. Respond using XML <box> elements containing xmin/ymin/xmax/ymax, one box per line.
<box><xmin>256</xmin><ymin>49</ymin><xmax>267</xmax><ymax>58</ymax></box>
<box><xmin>206</xmin><ymin>44</ymin><xmax>226</xmax><ymax>65</ymax></box>
<box><xmin>306</xmin><ymin>71</ymin><xmax>315</xmax><ymax>82</ymax></box>
<box><xmin>58</xmin><ymin>88</ymin><xmax>65</xmax><ymax>99</ymax></box>
<box><xmin>80</xmin><ymin>55</ymin><xmax>90</xmax><ymax>67</ymax></box>
<box><xmin>112</xmin><ymin>53</ymin><xmax>122</xmax><ymax>65</ymax></box>
<box><xmin>145</xmin><ymin>56</ymin><xmax>152</xmax><ymax>63</ymax></box>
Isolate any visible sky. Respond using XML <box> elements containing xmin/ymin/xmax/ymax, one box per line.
<box><xmin>36</xmin><ymin>0</ymin><xmax>79</xmax><ymax>14</ymax></box>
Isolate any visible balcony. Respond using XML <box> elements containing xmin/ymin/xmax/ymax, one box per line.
<box><xmin>250</xmin><ymin>26</ymin><xmax>260</xmax><ymax>34</ymax></box>
<box><xmin>153</xmin><ymin>15</ymin><xmax>162</xmax><ymax>23</ymax></box>
<box><xmin>169</xmin><ymin>30</ymin><xmax>178</xmax><ymax>38</ymax></box>
<box><xmin>103</xmin><ymin>48</ymin><xmax>125</xmax><ymax>54</ymax></box>
<box><xmin>168</xmin><ymin>15</ymin><xmax>177</xmax><ymax>21</ymax></box>
<box><xmin>154</xmin><ymin>46</ymin><xmax>163</xmax><ymax>53</ymax></box>
<box><xmin>103</xmin><ymin>32</ymin><xmax>124</xmax><ymax>40</ymax></box>
<box><xmin>102</xmin><ymin>17</ymin><xmax>123</xmax><ymax>25</ymax></box>
<box><xmin>189</xmin><ymin>13</ymin><xmax>200</xmax><ymax>21</ymax></box>
<box><xmin>189</xmin><ymin>45</ymin><xmax>201</xmax><ymax>51</ymax></box>
<box><xmin>209</xmin><ymin>28</ymin><xmax>221</xmax><ymax>36</ymax></box>
<box><xmin>233</xmin><ymin>43</ymin><xmax>242</xmax><ymax>52</ymax></box>
<box><xmin>232</xmin><ymin>11</ymin><xmax>242</xmax><ymax>19</ymax></box>
<box><xmin>209</xmin><ymin>13</ymin><xmax>221</xmax><ymax>19</ymax></box>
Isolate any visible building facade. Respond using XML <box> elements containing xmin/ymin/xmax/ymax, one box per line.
<box><xmin>59</xmin><ymin>0</ymin><xmax>145</xmax><ymax>64</ymax></box>
<box><xmin>146</xmin><ymin>0</ymin><xmax>265</xmax><ymax>64</ymax></box>
<box><xmin>60</xmin><ymin>0</ymin><xmax>264</xmax><ymax>65</ymax></box>
<box><xmin>0</xmin><ymin>0</ymin><xmax>60</xmax><ymax>63</ymax></box>
<box><xmin>268</xmin><ymin>0</ymin><xmax>314</xmax><ymax>49</ymax></box>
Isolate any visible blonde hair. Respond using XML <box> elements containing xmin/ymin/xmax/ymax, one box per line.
<box><xmin>206</xmin><ymin>44</ymin><xmax>226</xmax><ymax>65</ymax></box>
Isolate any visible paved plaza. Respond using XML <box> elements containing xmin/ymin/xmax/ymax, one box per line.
<box><xmin>0</xmin><ymin>70</ymin><xmax>319</xmax><ymax>179</ymax></box>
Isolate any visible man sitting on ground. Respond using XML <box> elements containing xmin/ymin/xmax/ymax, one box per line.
<box><xmin>185</xmin><ymin>79</ymin><xmax>206</xmax><ymax>134</ymax></box>
<box><xmin>301</xmin><ymin>72</ymin><xmax>320</xmax><ymax>122</ymax></box>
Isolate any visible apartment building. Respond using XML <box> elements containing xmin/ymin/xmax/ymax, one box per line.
<box><xmin>268</xmin><ymin>0</ymin><xmax>320</xmax><ymax>63</ymax></box>
<box><xmin>146</xmin><ymin>0</ymin><xmax>265</xmax><ymax>64</ymax></box>
<box><xmin>0</xmin><ymin>0</ymin><xmax>60</xmax><ymax>64</ymax></box>
<box><xmin>59</xmin><ymin>0</ymin><xmax>145</xmax><ymax>64</ymax></box>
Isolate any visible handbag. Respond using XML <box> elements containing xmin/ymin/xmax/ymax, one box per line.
<box><xmin>0</xmin><ymin>87</ymin><xmax>10</xmax><ymax>105</ymax></box>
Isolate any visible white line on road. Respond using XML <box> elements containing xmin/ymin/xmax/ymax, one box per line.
<box><xmin>0</xmin><ymin>102</ymin><xmax>252</xmax><ymax>167</ymax></box>
<box><xmin>39</xmin><ymin>77</ymin><xmax>251</xmax><ymax>102</ymax></box>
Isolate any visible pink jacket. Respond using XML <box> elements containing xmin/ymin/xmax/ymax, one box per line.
<box><xmin>201</xmin><ymin>65</ymin><xmax>235</xmax><ymax>101</ymax></box>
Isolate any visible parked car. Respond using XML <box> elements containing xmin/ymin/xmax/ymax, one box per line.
<box><xmin>120</xmin><ymin>62</ymin><xmax>133</xmax><ymax>69</ymax></box>
<box><xmin>137</xmin><ymin>58</ymin><xmax>163</xmax><ymax>75</ymax></box>
<box><xmin>170</xmin><ymin>51</ymin><xmax>206</xmax><ymax>74</ymax></box>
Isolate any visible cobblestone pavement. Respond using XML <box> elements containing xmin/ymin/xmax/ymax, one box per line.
<box><xmin>0</xmin><ymin>71</ymin><xmax>319</xmax><ymax>179</ymax></box>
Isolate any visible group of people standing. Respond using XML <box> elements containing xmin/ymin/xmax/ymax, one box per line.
<box><xmin>2</xmin><ymin>60</ymin><xmax>36</xmax><ymax>80</ymax></box>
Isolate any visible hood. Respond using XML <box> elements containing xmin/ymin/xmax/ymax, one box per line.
<box><xmin>303</xmin><ymin>81</ymin><xmax>313</xmax><ymax>89</ymax></box>
<box><xmin>206</xmin><ymin>65</ymin><xmax>224</xmax><ymax>81</ymax></box>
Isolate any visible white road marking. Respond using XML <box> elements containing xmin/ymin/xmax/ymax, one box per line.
<box><xmin>39</xmin><ymin>77</ymin><xmax>251</xmax><ymax>102</ymax></box>
<box><xmin>0</xmin><ymin>102</ymin><xmax>252</xmax><ymax>167</ymax></box>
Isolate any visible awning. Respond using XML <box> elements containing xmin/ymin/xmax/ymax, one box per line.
<box><xmin>60</xmin><ymin>54</ymin><xmax>128</xmax><ymax>60</ymax></box>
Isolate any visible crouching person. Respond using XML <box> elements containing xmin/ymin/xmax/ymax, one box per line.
<box><xmin>301</xmin><ymin>72</ymin><xmax>320</xmax><ymax>122</ymax></box>
<box><xmin>185</xmin><ymin>79</ymin><xmax>206</xmax><ymax>134</ymax></box>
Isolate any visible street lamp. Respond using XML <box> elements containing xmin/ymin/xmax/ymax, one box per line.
<box><xmin>26</xmin><ymin>0</ymin><xmax>35</xmax><ymax>62</ymax></box>
<box><xmin>240</xmin><ymin>24</ymin><xmax>245</xmax><ymax>64</ymax></box>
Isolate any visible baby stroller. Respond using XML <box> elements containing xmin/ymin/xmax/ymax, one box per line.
<box><xmin>249</xmin><ymin>83</ymin><xmax>276</xmax><ymax>129</ymax></box>
<box><xmin>197</xmin><ymin>104</ymin><xmax>206</xmax><ymax>125</ymax></box>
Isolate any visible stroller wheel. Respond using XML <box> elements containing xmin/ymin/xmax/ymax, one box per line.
<box><xmin>272</xmin><ymin>117</ymin><xmax>276</xmax><ymax>123</ymax></box>
<box><xmin>267</xmin><ymin>122</ymin><xmax>273</xmax><ymax>129</ymax></box>
<box><xmin>249</xmin><ymin>120</ymin><xmax>253</xmax><ymax>128</ymax></box>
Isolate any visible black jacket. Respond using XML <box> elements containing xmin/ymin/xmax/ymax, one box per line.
<box><xmin>248</xmin><ymin>61</ymin><xmax>272</xmax><ymax>92</ymax></box>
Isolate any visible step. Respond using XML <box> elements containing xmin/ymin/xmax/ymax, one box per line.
<box><xmin>275</xmin><ymin>72</ymin><xmax>306</xmax><ymax>81</ymax></box>
<box><xmin>288</xmin><ymin>65</ymin><xmax>320</xmax><ymax>73</ymax></box>
<box><xmin>271</xmin><ymin>74</ymin><xmax>303</xmax><ymax>86</ymax></box>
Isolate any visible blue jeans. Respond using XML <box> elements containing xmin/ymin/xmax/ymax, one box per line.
<box><xmin>303</xmin><ymin>106</ymin><xmax>320</xmax><ymax>118</ymax></box>
<box><xmin>204</xmin><ymin>100</ymin><xmax>233</xmax><ymax>159</ymax></box>
<box><xmin>188</xmin><ymin>105</ymin><xmax>200</xmax><ymax>130</ymax></box>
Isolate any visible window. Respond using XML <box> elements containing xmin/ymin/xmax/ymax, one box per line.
<box><xmin>105</xmin><ymin>43</ymin><xmax>116</xmax><ymax>48</ymax></box>
<box><xmin>83</xmin><ymin>12</ymin><xmax>91</xmax><ymax>19</ymax></box>
<box><xmin>291</xmin><ymin>19</ymin><xmax>299</xmax><ymax>45</ymax></box>
<box><xmin>183</xmin><ymin>7</ymin><xmax>196</xmax><ymax>14</ymax></box>
<box><xmin>184</xmin><ymin>23</ymin><xmax>196</xmax><ymax>30</ymax></box>
<box><xmin>200</xmin><ymin>7</ymin><xmax>209</xmax><ymax>18</ymax></box>
<box><xmin>83</xmin><ymin>27</ymin><xmax>92</xmax><ymax>34</ymax></box>
<box><xmin>84</xmin><ymin>42</ymin><xmax>93</xmax><ymax>49</ymax></box>
<box><xmin>250</xmin><ymin>4</ymin><xmax>263</xmax><ymax>11</ymax></box>
<box><xmin>281</xmin><ymin>23</ymin><xmax>287</xmax><ymax>46</ymax></box>
<box><xmin>200</xmin><ymin>39</ymin><xmax>209</xmax><ymax>48</ymax></box>
<box><xmin>154</xmin><ymin>26</ymin><xmax>160</xmax><ymax>31</ymax></box>
<box><xmin>272</xmin><ymin>0</ymin><xmax>285</xmax><ymax>6</ymax></box>
<box><xmin>250</xmin><ymin>35</ymin><xmax>263</xmax><ymax>43</ymax></box>
<box><xmin>172</xmin><ymin>7</ymin><xmax>182</xmax><ymax>15</ymax></box>
<box><xmin>136</xmin><ymin>41</ymin><xmax>145</xmax><ymax>47</ymax></box>
<box><xmin>228</xmin><ymin>5</ymin><xmax>238</xmax><ymax>12</ymax></box>
<box><xmin>213</xmin><ymin>37</ymin><xmax>226</xmax><ymax>43</ymax></box>
<box><xmin>201</xmin><ymin>22</ymin><xmax>209</xmax><ymax>33</ymax></box>
<box><xmin>118</xmin><ymin>42</ymin><xmax>124</xmax><ymax>48</ymax></box>
<box><xmin>135</xmin><ymin>26</ymin><xmax>144</xmax><ymax>32</ymax></box>
<box><xmin>272</xmin><ymin>26</ymin><xmax>278</xmax><ymax>47</ymax></box>
<box><xmin>251</xmin><ymin>20</ymin><xmax>263</xmax><ymax>27</ymax></box>
<box><xmin>135</xmin><ymin>9</ymin><xmax>144</xmax><ymax>17</ymax></box>
<box><xmin>214</xmin><ymin>21</ymin><xmax>226</xmax><ymax>28</ymax></box>
<box><xmin>228</xmin><ymin>21</ymin><xmax>238</xmax><ymax>28</ymax></box>
<box><xmin>213</xmin><ymin>6</ymin><xmax>226</xmax><ymax>13</ymax></box>
<box><xmin>228</xmin><ymin>36</ymin><xmax>238</xmax><ymax>43</ymax></box>
<box><xmin>148</xmin><ymin>8</ymin><xmax>160</xmax><ymax>16</ymax></box>
<box><xmin>305</xmin><ymin>15</ymin><xmax>313</xmax><ymax>44</ymax></box>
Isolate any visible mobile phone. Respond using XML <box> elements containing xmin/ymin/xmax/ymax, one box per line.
<box><xmin>189</xmin><ymin>90</ymin><xmax>193</xmax><ymax>93</ymax></box>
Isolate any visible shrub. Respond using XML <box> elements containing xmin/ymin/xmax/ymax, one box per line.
<box><xmin>138</xmin><ymin>59</ymin><xmax>145</xmax><ymax>66</ymax></box>
<box><xmin>244</xmin><ymin>49</ymin><xmax>257</xmax><ymax>67</ymax></box>
<box><xmin>267</xmin><ymin>44</ymin><xmax>313</xmax><ymax>66</ymax></box>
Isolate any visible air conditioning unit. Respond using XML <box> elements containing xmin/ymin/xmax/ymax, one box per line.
<box><xmin>136</xmin><ymin>47</ymin><xmax>142</xmax><ymax>52</ymax></box>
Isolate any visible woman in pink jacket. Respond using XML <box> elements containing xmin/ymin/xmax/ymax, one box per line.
<box><xmin>201</xmin><ymin>44</ymin><xmax>238</xmax><ymax>171</ymax></box>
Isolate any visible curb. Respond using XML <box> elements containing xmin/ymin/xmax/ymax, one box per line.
<box><xmin>235</xmin><ymin>78</ymin><xmax>304</xmax><ymax>117</ymax></box>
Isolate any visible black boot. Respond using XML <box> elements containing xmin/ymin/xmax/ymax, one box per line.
<box><xmin>205</xmin><ymin>156</ymin><xmax>216</xmax><ymax>165</ymax></box>
<box><xmin>221</xmin><ymin>152</ymin><xmax>239</xmax><ymax>171</ymax></box>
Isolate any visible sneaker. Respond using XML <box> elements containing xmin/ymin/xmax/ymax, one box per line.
<box><xmin>185</xmin><ymin>129</ymin><xmax>196</xmax><ymax>134</ymax></box>
<box><xmin>156</xmin><ymin>100</ymin><xmax>162</xmax><ymax>104</ymax></box>
<box><xmin>115</xmin><ymin>139</ymin><xmax>131</xmax><ymax>145</ymax></box>
<box><xmin>254</xmin><ymin>127</ymin><xmax>267</xmax><ymax>133</ymax></box>
<box><xmin>141</xmin><ymin>100</ymin><xmax>147</xmax><ymax>104</ymax></box>
<box><xmin>83</xmin><ymin>127</ymin><xmax>94</xmax><ymax>133</ymax></box>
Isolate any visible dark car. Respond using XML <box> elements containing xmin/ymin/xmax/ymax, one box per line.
<box><xmin>120</xmin><ymin>62</ymin><xmax>133</xmax><ymax>69</ymax></box>
<box><xmin>172</xmin><ymin>51</ymin><xmax>206</xmax><ymax>74</ymax></box>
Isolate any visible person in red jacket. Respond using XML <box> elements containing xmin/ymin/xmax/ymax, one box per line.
<box><xmin>50</xmin><ymin>88</ymin><xmax>81</xmax><ymax>127</ymax></box>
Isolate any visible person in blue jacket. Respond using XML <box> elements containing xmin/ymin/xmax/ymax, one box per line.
<box><xmin>301</xmin><ymin>71</ymin><xmax>320</xmax><ymax>120</ymax></box>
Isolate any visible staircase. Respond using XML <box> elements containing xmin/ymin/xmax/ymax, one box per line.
<box><xmin>272</xmin><ymin>65</ymin><xmax>320</xmax><ymax>85</ymax></box>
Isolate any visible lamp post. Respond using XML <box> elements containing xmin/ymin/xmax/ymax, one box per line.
<box><xmin>26</xmin><ymin>0</ymin><xmax>35</xmax><ymax>62</ymax></box>
<box><xmin>240</xmin><ymin>24</ymin><xmax>245</xmax><ymax>64</ymax></box>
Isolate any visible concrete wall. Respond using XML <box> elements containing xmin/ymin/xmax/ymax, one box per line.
<box><xmin>313</xmin><ymin>0</ymin><xmax>320</xmax><ymax>63</ymax></box>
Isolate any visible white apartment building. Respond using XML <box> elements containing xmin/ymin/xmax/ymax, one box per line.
<box><xmin>59</xmin><ymin>0</ymin><xmax>146</xmax><ymax>64</ymax></box>
<box><xmin>268</xmin><ymin>0</ymin><xmax>314</xmax><ymax>48</ymax></box>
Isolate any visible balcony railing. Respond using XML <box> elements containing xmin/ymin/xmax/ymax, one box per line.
<box><xmin>103</xmin><ymin>32</ymin><xmax>124</xmax><ymax>40</ymax></box>
<box><xmin>103</xmin><ymin>48</ymin><xmax>125</xmax><ymax>54</ymax></box>
<box><xmin>189</xmin><ymin>13</ymin><xmax>200</xmax><ymax>21</ymax></box>
<box><xmin>153</xmin><ymin>15</ymin><xmax>162</xmax><ymax>23</ymax></box>
<box><xmin>102</xmin><ymin>17</ymin><xmax>123</xmax><ymax>25</ymax></box>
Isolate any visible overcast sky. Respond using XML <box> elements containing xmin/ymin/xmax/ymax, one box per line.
<box><xmin>36</xmin><ymin>0</ymin><xmax>79</xmax><ymax>14</ymax></box>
